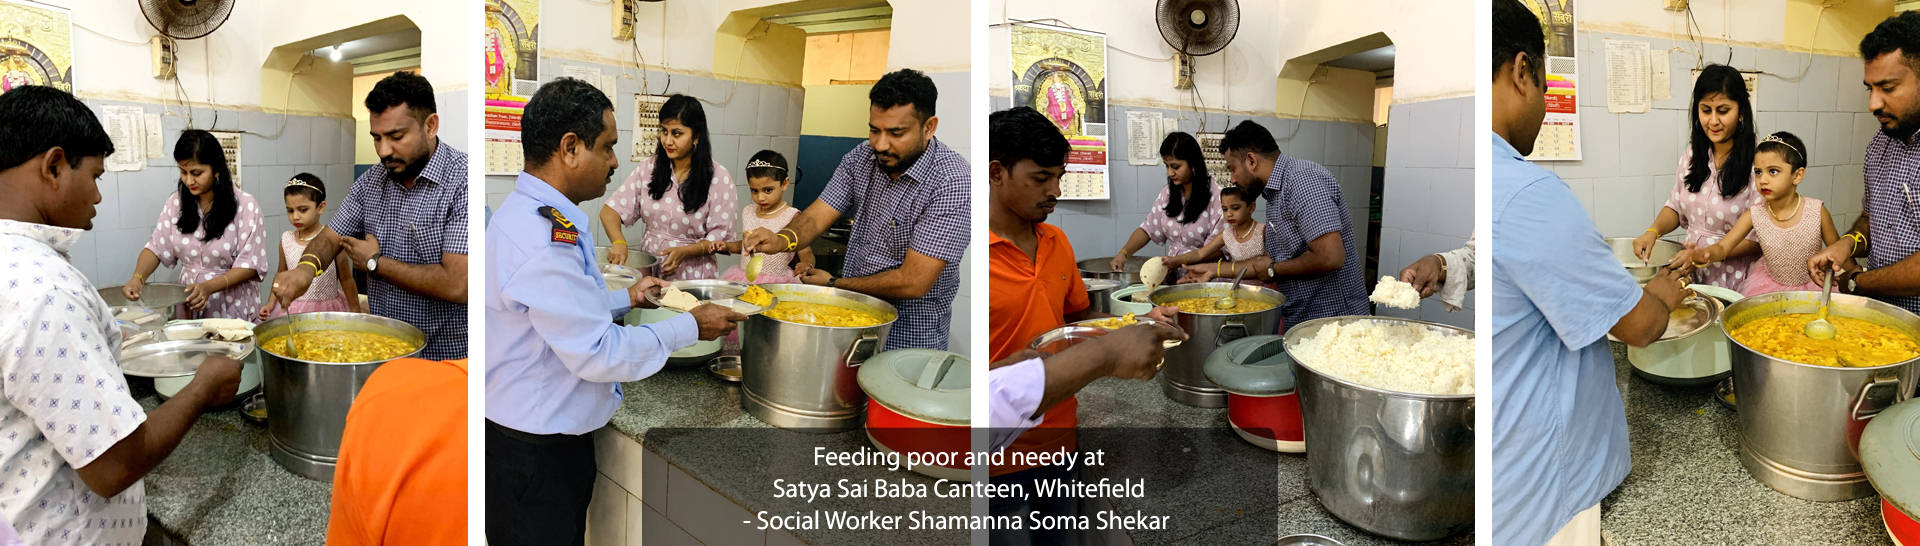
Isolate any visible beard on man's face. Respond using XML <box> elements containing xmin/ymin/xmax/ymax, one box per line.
<box><xmin>876</xmin><ymin>144</ymin><xmax>926</xmax><ymax>175</ymax></box>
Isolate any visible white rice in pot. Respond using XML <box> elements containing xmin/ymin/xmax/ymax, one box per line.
<box><xmin>1289</xmin><ymin>319</ymin><xmax>1475</xmax><ymax>395</ymax></box>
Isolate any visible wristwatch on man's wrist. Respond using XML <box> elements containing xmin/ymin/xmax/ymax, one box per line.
<box><xmin>366</xmin><ymin>252</ymin><xmax>383</xmax><ymax>274</ymax></box>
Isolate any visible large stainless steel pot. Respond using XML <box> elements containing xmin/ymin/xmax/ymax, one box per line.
<box><xmin>1079</xmin><ymin>256</ymin><xmax>1148</xmax><ymax>284</ymax></box>
<box><xmin>254</xmin><ymin>312</ymin><xmax>424</xmax><ymax>481</ymax></box>
<box><xmin>1150</xmin><ymin>282</ymin><xmax>1285</xmax><ymax>407</ymax></box>
<box><xmin>739</xmin><ymin>284</ymin><xmax>896</xmax><ymax>431</ymax></box>
<box><xmin>1283</xmin><ymin>316</ymin><xmax>1474</xmax><ymax>541</ymax></box>
<box><xmin>1082</xmin><ymin>278</ymin><xmax>1126</xmax><ymax>315</ymax></box>
<box><xmin>1722</xmin><ymin>291</ymin><xmax>1920</xmax><ymax>501</ymax></box>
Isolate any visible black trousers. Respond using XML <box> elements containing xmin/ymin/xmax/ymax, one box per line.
<box><xmin>485</xmin><ymin>420</ymin><xmax>597</xmax><ymax>546</ymax></box>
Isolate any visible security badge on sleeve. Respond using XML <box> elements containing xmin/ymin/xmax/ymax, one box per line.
<box><xmin>539</xmin><ymin>206</ymin><xmax>580</xmax><ymax>246</ymax></box>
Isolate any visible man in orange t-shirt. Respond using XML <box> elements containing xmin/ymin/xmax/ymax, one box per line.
<box><xmin>327</xmin><ymin>358</ymin><xmax>468</xmax><ymax>545</ymax></box>
<box><xmin>987</xmin><ymin>107</ymin><xmax>1176</xmax><ymax>545</ymax></box>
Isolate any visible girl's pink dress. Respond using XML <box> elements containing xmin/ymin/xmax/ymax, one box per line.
<box><xmin>604</xmin><ymin>156</ymin><xmax>739</xmax><ymax>281</ymax></box>
<box><xmin>265</xmin><ymin>230</ymin><xmax>356</xmax><ymax>318</ymax></box>
<box><xmin>144</xmin><ymin>191</ymin><xmax>269</xmax><ymax>321</ymax></box>
<box><xmin>1667</xmin><ymin>148</ymin><xmax>1762</xmax><ymax>292</ymax></box>
<box><xmin>1222</xmin><ymin>222</ymin><xmax>1266</xmax><ymax>262</ymax></box>
<box><xmin>720</xmin><ymin>203</ymin><xmax>803</xmax><ymax>284</ymax></box>
<box><xmin>1742</xmin><ymin>197</ymin><xmax>1827</xmax><ymax>296</ymax></box>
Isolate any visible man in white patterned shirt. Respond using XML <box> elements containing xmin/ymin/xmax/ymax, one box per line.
<box><xmin>0</xmin><ymin>86</ymin><xmax>241</xmax><ymax>544</ymax></box>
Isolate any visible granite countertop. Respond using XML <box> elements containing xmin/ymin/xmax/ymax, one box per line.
<box><xmin>1074</xmin><ymin>377</ymin><xmax>1473</xmax><ymax>546</ymax></box>
<box><xmin>133</xmin><ymin>383</ymin><xmax>331</xmax><ymax>545</ymax></box>
<box><xmin>1602</xmin><ymin>343</ymin><xmax>1889</xmax><ymax>544</ymax></box>
<box><xmin>610</xmin><ymin>365</ymin><xmax>965</xmax><ymax>546</ymax></box>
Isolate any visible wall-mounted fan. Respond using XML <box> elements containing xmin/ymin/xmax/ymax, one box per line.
<box><xmin>1155</xmin><ymin>0</ymin><xmax>1240</xmax><ymax>90</ymax></box>
<box><xmin>139</xmin><ymin>0</ymin><xmax>235</xmax><ymax>40</ymax></box>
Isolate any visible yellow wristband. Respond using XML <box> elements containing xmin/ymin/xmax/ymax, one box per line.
<box><xmin>610</xmin><ymin>239</ymin><xmax>626</xmax><ymax>245</ymax></box>
<box><xmin>778</xmin><ymin>232</ymin><xmax>797</xmax><ymax>252</ymax></box>
<box><xmin>1645</xmin><ymin>227</ymin><xmax>1659</xmax><ymax>233</ymax></box>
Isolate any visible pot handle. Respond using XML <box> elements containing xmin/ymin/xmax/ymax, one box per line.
<box><xmin>1215</xmin><ymin>321</ymin><xmax>1249</xmax><ymax>345</ymax></box>
<box><xmin>1852</xmin><ymin>375</ymin><xmax>1902</xmax><ymax>421</ymax></box>
<box><xmin>844</xmin><ymin>332</ymin><xmax>880</xmax><ymax>368</ymax></box>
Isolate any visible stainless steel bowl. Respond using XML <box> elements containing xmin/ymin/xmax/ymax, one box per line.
<box><xmin>98</xmin><ymin>283</ymin><xmax>190</xmax><ymax>322</ymax></box>
<box><xmin>1605</xmin><ymin>237</ymin><xmax>1683</xmax><ymax>283</ymax></box>
<box><xmin>594</xmin><ymin>245</ymin><xmax>659</xmax><ymax>277</ymax></box>
<box><xmin>1282</xmin><ymin>316</ymin><xmax>1475</xmax><ymax>541</ymax></box>
<box><xmin>254</xmin><ymin>312</ymin><xmax>425</xmax><ymax>481</ymax></box>
<box><xmin>1082</xmin><ymin>277</ymin><xmax>1127</xmax><ymax>314</ymax></box>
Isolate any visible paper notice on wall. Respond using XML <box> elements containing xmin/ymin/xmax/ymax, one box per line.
<box><xmin>102</xmin><ymin>105</ymin><xmax>145</xmax><ymax>171</ymax></box>
<box><xmin>1650</xmin><ymin>49</ymin><xmax>1671</xmax><ymax>101</ymax></box>
<box><xmin>1127</xmin><ymin>110</ymin><xmax>1165</xmax><ymax>166</ymax></box>
<box><xmin>1605</xmin><ymin>39</ymin><xmax>1650</xmax><ymax>114</ymax></box>
<box><xmin>143</xmin><ymin>113</ymin><xmax>163</xmax><ymax>158</ymax></box>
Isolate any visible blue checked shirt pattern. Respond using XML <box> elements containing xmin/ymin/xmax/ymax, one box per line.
<box><xmin>1259</xmin><ymin>154</ymin><xmax>1369</xmax><ymax>329</ymax></box>
<box><xmin>0</xmin><ymin>220</ymin><xmax>149</xmax><ymax>545</ymax></box>
<box><xmin>485</xmin><ymin>173</ymin><xmax>697</xmax><ymax>436</ymax></box>
<box><xmin>1862</xmin><ymin>130</ymin><xmax>1920</xmax><ymax>315</ymax></box>
<box><xmin>818</xmin><ymin>137</ymin><xmax>971</xmax><ymax>351</ymax></box>
<box><xmin>328</xmin><ymin>139</ymin><xmax>469</xmax><ymax>360</ymax></box>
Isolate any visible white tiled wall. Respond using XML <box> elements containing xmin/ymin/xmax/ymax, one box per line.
<box><xmin>1545</xmin><ymin>32</ymin><xmax>1871</xmax><ymax>256</ymax></box>
<box><xmin>72</xmin><ymin>100</ymin><xmax>356</xmax><ymax>301</ymax></box>
<box><xmin>486</xmin><ymin>63</ymin><xmax>976</xmax><ymax>354</ymax></box>
<box><xmin>1379</xmin><ymin>96</ymin><xmax>1475</xmax><ymax>330</ymax></box>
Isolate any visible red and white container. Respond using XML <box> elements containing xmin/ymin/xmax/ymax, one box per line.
<box><xmin>857</xmin><ymin>349</ymin><xmax>970</xmax><ymax>480</ymax></box>
<box><xmin>1203</xmin><ymin>335</ymin><xmax>1304</xmax><ymax>453</ymax></box>
<box><xmin>1862</xmin><ymin>397</ymin><xmax>1920</xmax><ymax>545</ymax></box>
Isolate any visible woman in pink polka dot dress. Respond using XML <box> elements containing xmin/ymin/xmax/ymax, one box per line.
<box><xmin>122</xmin><ymin>129</ymin><xmax>269</xmax><ymax>321</ymax></box>
<box><xmin>1112</xmin><ymin>132</ymin><xmax>1225</xmax><ymax>277</ymax></box>
<box><xmin>1632</xmin><ymin>65</ymin><xmax>1761</xmax><ymax>292</ymax></box>
<box><xmin>597</xmin><ymin>95</ymin><xmax>738</xmax><ymax>281</ymax></box>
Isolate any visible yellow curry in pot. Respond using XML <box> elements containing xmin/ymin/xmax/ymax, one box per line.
<box><xmin>1169</xmin><ymin>297</ymin><xmax>1275</xmax><ymax>314</ymax></box>
<box><xmin>765</xmin><ymin>301</ymin><xmax>888</xmax><ymax>328</ymax></box>
<box><xmin>1728</xmin><ymin>313</ymin><xmax>1920</xmax><ymax>367</ymax></box>
<box><xmin>260</xmin><ymin>330</ymin><xmax>417</xmax><ymax>363</ymax></box>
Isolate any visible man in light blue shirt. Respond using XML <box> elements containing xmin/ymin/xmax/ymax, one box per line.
<box><xmin>484</xmin><ymin>78</ymin><xmax>744</xmax><ymax>545</ymax></box>
<box><xmin>1490</xmin><ymin>1</ymin><xmax>1690</xmax><ymax>544</ymax></box>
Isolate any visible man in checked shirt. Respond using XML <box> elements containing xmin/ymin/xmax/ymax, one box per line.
<box><xmin>742</xmin><ymin>68</ymin><xmax>970</xmax><ymax>351</ymax></box>
<box><xmin>268</xmin><ymin>71</ymin><xmax>469</xmax><ymax>360</ymax></box>
<box><xmin>1811</xmin><ymin>12</ymin><xmax>1920</xmax><ymax>313</ymax></box>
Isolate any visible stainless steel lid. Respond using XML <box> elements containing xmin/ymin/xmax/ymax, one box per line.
<box><xmin>98</xmin><ymin>282</ymin><xmax>189</xmax><ymax>308</ymax></box>
<box><xmin>1861</xmin><ymin>398</ymin><xmax>1920</xmax><ymax>520</ymax></box>
<box><xmin>857</xmin><ymin>349</ymin><xmax>969</xmax><ymax>426</ymax></box>
<box><xmin>593</xmin><ymin>246</ymin><xmax>659</xmax><ymax>268</ymax></box>
<box><xmin>600</xmin><ymin>263</ymin><xmax>640</xmax><ymax>291</ymax></box>
<box><xmin>119</xmin><ymin>339</ymin><xmax>252</xmax><ymax>378</ymax></box>
<box><xmin>1606</xmin><ymin>237</ymin><xmax>1682</xmax><ymax>283</ymax></box>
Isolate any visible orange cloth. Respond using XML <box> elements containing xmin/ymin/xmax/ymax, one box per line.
<box><xmin>327</xmin><ymin>358</ymin><xmax>468</xmax><ymax>546</ymax></box>
<box><xmin>988</xmin><ymin>223</ymin><xmax>1086</xmax><ymax>475</ymax></box>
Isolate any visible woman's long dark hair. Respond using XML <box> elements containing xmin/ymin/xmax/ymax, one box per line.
<box><xmin>649</xmin><ymin>94</ymin><xmax>716</xmax><ymax>213</ymax></box>
<box><xmin>173</xmin><ymin>129</ymin><xmax>238</xmax><ymax>242</ymax></box>
<box><xmin>1685</xmin><ymin>64</ymin><xmax>1756</xmax><ymax>199</ymax></box>
<box><xmin>1159</xmin><ymin>132</ymin><xmax>1213</xmax><ymax>224</ymax></box>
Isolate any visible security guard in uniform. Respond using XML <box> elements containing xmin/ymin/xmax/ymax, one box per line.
<box><xmin>484</xmin><ymin>77</ymin><xmax>745</xmax><ymax>545</ymax></box>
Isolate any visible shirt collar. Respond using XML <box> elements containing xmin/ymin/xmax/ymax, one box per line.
<box><xmin>0</xmin><ymin>219</ymin><xmax>84</xmax><ymax>255</ymax></box>
<box><xmin>897</xmin><ymin>137</ymin><xmax>950</xmax><ymax>184</ymax></box>
<box><xmin>514</xmin><ymin>172</ymin><xmax>598</xmax><ymax>250</ymax></box>
<box><xmin>1491</xmin><ymin>131</ymin><xmax>1523</xmax><ymax>161</ymax></box>
<box><xmin>1261</xmin><ymin>155</ymin><xmax>1289</xmax><ymax>199</ymax></box>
